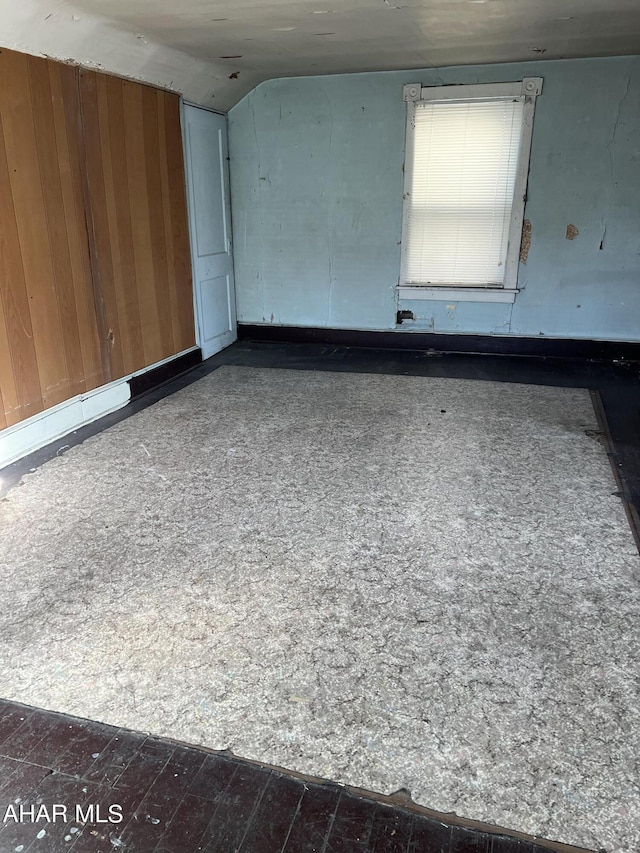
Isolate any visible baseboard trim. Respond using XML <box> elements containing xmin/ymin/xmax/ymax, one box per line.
<box><xmin>129</xmin><ymin>347</ymin><xmax>203</xmax><ymax>398</ymax></box>
<box><xmin>0</xmin><ymin>347</ymin><xmax>202</xmax><ymax>471</ymax></box>
<box><xmin>237</xmin><ymin>324</ymin><xmax>640</xmax><ymax>362</ymax></box>
<box><xmin>0</xmin><ymin>381</ymin><xmax>131</xmax><ymax>470</ymax></box>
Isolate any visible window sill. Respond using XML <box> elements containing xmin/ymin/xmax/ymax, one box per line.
<box><xmin>397</xmin><ymin>286</ymin><xmax>518</xmax><ymax>304</ymax></box>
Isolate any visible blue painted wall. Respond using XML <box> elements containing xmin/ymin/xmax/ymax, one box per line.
<box><xmin>228</xmin><ymin>56</ymin><xmax>640</xmax><ymax>341</ymax></box>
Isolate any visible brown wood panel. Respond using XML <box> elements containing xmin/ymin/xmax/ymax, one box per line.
<box><xmin>0</xmin><ymin>102</ymin><xmax>43</xmax><ymax>427</ymax></box>
<box><xmin>27</xmin><ymin>55</ymin><xmax>86</xmax><ymax>400</ymax></box>
<box><xmin>81</xmin><ymin>70</ymin><xmax>195</xmax><ymax>381</ymax></box>
<box><xmin>122</xmin><ymin>79</ymin><xmax>165</xmax><ymax>369</ymax></box>
<box><xmin>157</xmin><ymin>92</ymin><xmax>182</xmax><ymax>352</ymax></box>
<box><xmin>104</xmin><ymin>74</ymin><xmax>144</xmax><ymax>373</ymax></box>
<box><xmin>55</xmin><ymin>62</ymin><xmax>105</xmax><ymax>393</ymax></box>
<box><xmin>160</xmin><ymin>91</ymin><xmax>197</xmax><ymax>350</ymax></box>
<box><xmin>95</xmin><ymin>71</ymin><xmax>138</xmax><ymax>375</ymax></box>
<box><xmin>0</xmin><ymin>48</ymin><xmax>105</xmax><ymax>427</ymax></box>
<box><xmin>0</xmin><ymin>48</ymin><xmax>194</xmax><ymax>433</ymax></box>
<box><xmin>79</xmin><ymin>68</ymin><xmax>125</xmax><ymax>381</ymax></box>
<box><xmin>0</xmin><ymin>50</ymin><xmax>70</xmax><ymax>410</ymax></box>
<box><xmin>0</xmin><ymin>314</ymin><xmax>12</xmax><ymax>430</ymax></box>
<box><xmin>142</xmin><ymin>84</ymin><xmax>175</xmax><ymax>360</ymax></box>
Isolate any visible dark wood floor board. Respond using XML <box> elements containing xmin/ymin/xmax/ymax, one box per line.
<box><xmin>0</xmin><ymin>702</ymin><xmax>35</xmax><ymax>747</ymax></box>
<box><xmin>367</xmin><ymin>802</ymin><xmax>415</xmax><ymax>852</ymax></box>
<box><xmin>0</xmin><ymin>770</ymin><xmax>98</xmax><ymax>851</ymax></box>
<box><xmin>0</xmin><ymin>755</ymin><xmax>52</xmax><ymax>801</ymax></box>
<box><xmin>407</xmin><ymin>816</ymin><xmax>453</xmax><ymax>853</ymax></box>
<box><xmin>450</xmin><ymin>827</ymin><xmax>492</xmax><ymax>852</ymax></box>
<box><xmin>0</xmin><ymin>711</ymin><xmax>59</xmax><ymax>763</ymax></box>
<box><xmin>198</xmin><ymin>764</ymin><xmax>274</xmax><ymax>852</ymax></box>
<box><xmin>0</xmin><ymin>811</ymin><xmax>55</xmax><ymax>852</ymax></box>
<box><xmin>68</xmin><ymin>737</ymin><xmax>183</xmax><ymax>852</ymax></box>
<box><xmin>50</xmin><ymin>720</ymin><xmax>121</xmax><ymax>780</ymax></box>
<box><xmin>112</xmin><ymin>736</ymin><xmax>173</xmax><ymax>796</ymax></box>
<box><xmin>0</xmin><ymin>700</ymin><xmax>591</xmax><ymax>853</ymax></box>
<box><xmin>153</xmin><ymin>792</ymin><xmax>221</xmax><ymax>852</ymax></box>
<box><xmin>7</xmin><ymin>712</ymin><xmax>88</xmax><ymax>771</ymax></box>
<box><xmin>186</xmin><ymin>752</ymin><xmax>237</xmax><ymax>801</ymax></box>
<box><xmin>80</xmin><ymin>729</ymin><xmax>147</xmax><ymax>787</ymax></box>
<box><xmin>281</xmin><ymin>783</ymin><xmax>342</xmax><ymax>853</ymax></box>
<box><xmin>24</xmin><ymin>773</ymin><xmax>101</xmax><ymax>852</ymax></box>
<box><xmin>0</xmin><ymin>753</ymin><xmax>21</xmax><ymax>777</ymax></box>
<box><xmin>116</xmin><ymin>746</ymin><xmax>208</xmax><ymax>852</ymax></box>
<box><xmin>324</xmin><ymin>792</ymin><xmax>379</xmax><ymax>853</ymax></box>
<box><xmin>486</xmin><ymin>837</ymin><xmax>515</xmax><ymax>853</ymax></box>
<box><xmin>118</xmin><ymin>805</ymin><xmax>173</xmax><ymax>853</ymax></box>
<box><xmin>133</xmin><ymin>743</ymin><xmax>206</xmax><ymax>806</ymax></box>
<box><xmin>68</xmin><ymin>772</ymin><xmax>154</xmax><ymax>853</ymax></box>
<box><xmin>237</xmin><ymin>772</ymin><xmax>306</xmax><ymax>852</ymax></box>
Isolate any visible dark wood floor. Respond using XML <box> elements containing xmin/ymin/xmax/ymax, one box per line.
<box><xmin>0</xmin><ymin>699</ymin><xmax>587</xmax><ymax>853</ymax></box>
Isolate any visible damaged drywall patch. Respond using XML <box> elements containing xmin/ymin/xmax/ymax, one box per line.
<box><xmin>566</xmin><ymin>224</ymin><xmax>579</xmax><ymax>240</ymax></box>
<box><xmin>519</xmin><ymin>219</ymin><xmax>532</xmax><ymax>262</ymax></box>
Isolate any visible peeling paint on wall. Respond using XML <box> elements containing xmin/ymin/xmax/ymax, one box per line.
<box><xmin>519</xmin><ymin>219</ymin><xmax>532</xmax><ymax>262</ymax></box>
<box><xmin>566</xmin><ymin>224</ymin><xmax>579</xmax><ymax>240</ymax></box>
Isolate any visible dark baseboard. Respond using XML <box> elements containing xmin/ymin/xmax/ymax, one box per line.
<box><xmin>237</xmin><ymin>324</ymin><xmax>640</xmax><ymax>362</ymax></box>
<box><xmin>129</xmin><ymin>347</ymin><xmax>203</xmax><ymax>398</ymax></box>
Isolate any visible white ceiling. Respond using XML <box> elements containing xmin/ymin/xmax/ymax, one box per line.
<box><xmin>3</xmin><ymin>0</ymin><xmax>640</xmax><ymax>109</ymax></box>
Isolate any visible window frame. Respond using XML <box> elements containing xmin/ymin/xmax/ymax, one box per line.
<box><xmin>398</xmin><ymin>78</ymin><xmax>542</xmax><ymax>303</ymax></box>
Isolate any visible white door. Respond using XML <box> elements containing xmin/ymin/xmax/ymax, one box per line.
<box><xmin>183</xmin><ymin>104</ymin><xmax>237</xmax><ymax>359</ymax></box>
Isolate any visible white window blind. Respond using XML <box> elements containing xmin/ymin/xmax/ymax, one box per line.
<box><xmin>403</xmin><ymin>97</ymin><xmax>525</xmax><ymax>287</ymax></box>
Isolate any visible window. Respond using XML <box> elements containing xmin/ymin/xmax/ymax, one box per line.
<box><xmin>399</xmin><ymin>79</ymin><xmax>542</xmax><ymax>303</ymax></box>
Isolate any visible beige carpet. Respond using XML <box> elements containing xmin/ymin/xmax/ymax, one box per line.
<box><xmin>0</xmin><ymin>367</ymin><xmax>638</xmax><ymax>852</ymax></box>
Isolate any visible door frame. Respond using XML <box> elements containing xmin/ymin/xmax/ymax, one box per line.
<box><xmin>180</xmin><ymin>99</ymin><xmax>237</xmax><ymax>358</ymax></box>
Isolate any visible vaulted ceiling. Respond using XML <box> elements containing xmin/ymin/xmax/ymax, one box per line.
<box><xmin>3</xmin><ymin>0</ymin><xmax>640</xmax><ymax>109</ymax></box>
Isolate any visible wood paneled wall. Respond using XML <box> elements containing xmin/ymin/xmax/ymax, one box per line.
<box><xmin>80</xmin><ymin>70</ymin><xmax>195</xmax><ymax>378</ymax></box>
<box><xmin>0</xmin><ymin>50</ymin><xmax>105</xmax><ymax>428</ymax></box>
<box><xmin>0</xmin><ymin>49</ymin><xmax>195</xmax><ymax>430</ymax></box>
